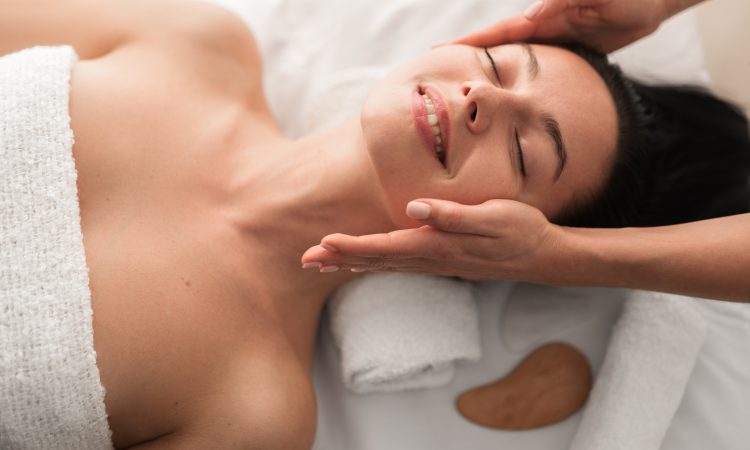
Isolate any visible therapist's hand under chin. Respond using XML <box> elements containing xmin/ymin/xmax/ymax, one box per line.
<box><xmin>301</xmin><ymin>199</ymin><xmax>562</xmax><ymax>282</ymax></box>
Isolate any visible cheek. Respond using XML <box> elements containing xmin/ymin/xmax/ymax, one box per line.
<box><xmin>360</xmin><ymin>86</ymin><xmax>410</xmax><ymax>171</ymax></box>
<box><xmin>451</xmin><ymin>150</ymin><xmax>520</xmax><ymax>204</ymax></box>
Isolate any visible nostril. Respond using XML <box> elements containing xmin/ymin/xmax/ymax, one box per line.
<box><xmin>470</xmin><ymin>103</ymin><xmax>477</xmax><ymax>122</ymax></box>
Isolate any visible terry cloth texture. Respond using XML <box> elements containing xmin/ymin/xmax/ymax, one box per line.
<box><xmin>569</xmin><ymin>290</ymin><xmax>707</xmax><ymax>450</ymax></box>
<box><xmin>0</xmin><ymin>46</ymin><xmax>113</xmax><ymax>449</ymax></box>
<box><xmin>328</xmin><ymin>273</ymin><xmax>481</xmax><ymax>393</ymax></box>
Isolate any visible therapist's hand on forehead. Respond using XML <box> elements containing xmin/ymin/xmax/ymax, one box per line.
<box><xmin>452</xmin><ymin>0</ymin><xmax>701</xmax><ymax>53</ymax></box>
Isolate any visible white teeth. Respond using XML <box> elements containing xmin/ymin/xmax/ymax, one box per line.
<box><xmin>421</xmin><ymin>91</ymin><xmax>446</xmax><ymax>164</ymax></box>
<box><xmin>421</xmin><ymin>93</ymin><xmax>442</xmax><ymax>136</ymax></box>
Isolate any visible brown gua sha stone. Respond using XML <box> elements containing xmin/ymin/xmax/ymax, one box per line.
<box><xmin>456</xmin><ymin>342</ymin><xmax>593</xmax><ymax>430</ymax></box>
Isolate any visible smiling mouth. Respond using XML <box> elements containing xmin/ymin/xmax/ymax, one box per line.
<box><xmin>419</xmin><ymin>91</ymin><xmax>446</xmax><ymax>165</ymax></box>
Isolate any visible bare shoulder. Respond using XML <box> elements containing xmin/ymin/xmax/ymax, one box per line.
<box><xmin>79</xmin><ymin>0</ymin><xmax>264</xmax><ymax>105</ymax></box>
<box><xmin>0</xmin><ymin>0</ymin><xmax>259</xmax><ymax>62</ymax></box>
<box><xmin>121</xmin><ymin>0</ymin><xmax>264</xmax><ymax>100</ymax></box>
<box><xmin>136</xmin><ymin>0</ymin><xmax>260</xmax><ymax>61</ymax></box>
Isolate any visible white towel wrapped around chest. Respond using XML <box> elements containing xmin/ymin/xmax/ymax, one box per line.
<box><xmin>0</xmin><ymin>46</ymin><xmax>112</xmax><ymax>449</ymax></box>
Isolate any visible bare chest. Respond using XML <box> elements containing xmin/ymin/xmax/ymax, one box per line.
<box><xmin>66</xmin><ymin>44</ymin><xmax>292</xmax><ymax>446</ymax></box>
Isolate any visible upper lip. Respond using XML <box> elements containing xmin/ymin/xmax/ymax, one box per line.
<box><xmin>420</xmin><ymin>84</ymin><xmax>451</xmax><ymax>169</ymax></box>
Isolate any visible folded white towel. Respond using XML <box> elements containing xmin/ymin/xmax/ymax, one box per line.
<box><xmin>569</xmin><ymin>290</ymin><xmax>707</xmax><ymax>450</ymax></box>
<box><xmin>327</xmin><ymin>273</ymin><xmax>481</xmax><ymax>394</ymax></box>
<box><xmin>0</xmin><ymin>46</ymin><xmax>112</xmax><ymax>449</ymax></box>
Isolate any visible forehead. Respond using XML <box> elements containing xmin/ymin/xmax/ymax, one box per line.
<box><xmin>499</xmin><ymin>44</ymin><xmax>618</xmax><ymax>216</ymax></box>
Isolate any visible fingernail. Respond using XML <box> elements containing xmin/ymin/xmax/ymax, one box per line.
<box><xmin>321</xmin><ymin>243</ymin><xmax>338</xmax><ymax>253</ymax></box>
<box><xmin>406</xmin><ymin>201</ymin><xmax>431</xmax><ymax>220</ymax></box>
<box><xmin>320</xmin><ymin>265</ymin><xmax>340</xmax><ymax>273</ymax></box>
<box><xmin>350</xmin><ymin>267</ymin><xmax>367</xmax><ymax>273</ymax></box>
<box><xmin>302</xmin><ymin>262</ymin><xmax>321</xmax><ymax>269</ymax></box>
<box><xmin>524</xmin><ymin>1</ymin><xmax>543</xmax><ymax>19</ymax></box>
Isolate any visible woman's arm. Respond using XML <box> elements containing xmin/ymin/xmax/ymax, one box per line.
<box><xmin>552</xmin><ymin>213</ymin><xmax>750</xmax><ymax>301</ymax></box>
<box><xmin>0</xmin><ymin>0</ymin><xmax>142</xmax><ymax>59</ymax></box>
<box><xmin>0</xmin><ymin>0</ymin><xmax>239</xmax><ymax>60</ymax></box>
<box><xmin>302</xmin><ymin>200</ymin><xmax>750</xmax><ymax>303</ymax></box>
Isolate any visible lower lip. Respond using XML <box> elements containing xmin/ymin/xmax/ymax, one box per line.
<box><xmin>411</xmin><ymin>89</ymin><xmax>442</xmax><ymax>166</ymax></box>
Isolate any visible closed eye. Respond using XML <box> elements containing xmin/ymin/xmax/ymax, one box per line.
<box><xmin>515</xmin><ymin>131</ymin><xmax>526</xmax><ymax>177</ymax></box>
<box><xmin>484</xmin><ymin>48</ymin><xmax>526</xmax><ymax>178</ymax></box>
<box><xmin>484</xmin><ymin>47</ymin><xmax>502</xmax><ymax>86</ymax></box>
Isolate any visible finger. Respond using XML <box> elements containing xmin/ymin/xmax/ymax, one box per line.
<box><xmin>406</xmin><ymin>199</ymin><xmax>514</xmax><ymax>236</ymax></box>
<box><xmin>301</xmin><ymin>248</ymin><xmax>379</xmax><ymax>268</ymax></box>
<box><xmin>342</xmin><ymin>256</ymin><xmax>444</xmax><ymax>272</ymax></box>
<box><xmin>319</xmin><ymin>227</ymin><xmax>449</xmax><ymax>260</ymax></box>
<box><xmin>451</xmin><ymin>15</ymin><xmax>537</xmax><ymax>47</ymax></box>
<box><xmin>532</xmin><ymin>0</ymin><xmax>614</xmax><ymax>20</ymax></box>
<box><xmin>578</xmin><ymin>6</ymin><xmax>602</xmax><ymax>19</ymax></box>
<box><xmin>301</xmin><ymin>244</ymin><xmax>339</xmax><ymax>265</ymax></box>
<box><xmin>341</xmin><ymin>257</ymin><xmax>481</xmax><ymax>278</ymax></box>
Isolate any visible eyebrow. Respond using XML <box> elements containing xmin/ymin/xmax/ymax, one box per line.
<box><xmin>519</xmin><ymin>43</ymin><xmax>566</xmax><ymax>182</ymax></box>
<box><xmin>519</xmin><ymin>43</ymin><xmax>540</xmax><ymax>80</ymax></box>
<box><xmin>541</xmin><ymin>113</ymin><xmax>567</xmax><ymax>182</ymax></box>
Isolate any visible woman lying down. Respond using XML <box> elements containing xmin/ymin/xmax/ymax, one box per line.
<box><xmin>1</xmin><ymin>0</ymin><xmax>749</xmax><ymax>448</ymax></box>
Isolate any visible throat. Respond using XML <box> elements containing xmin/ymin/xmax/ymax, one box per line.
<box><xmin>219</xmin><ymin>115</ymin><xmax>396</xmax><ymax>333</ymax></box>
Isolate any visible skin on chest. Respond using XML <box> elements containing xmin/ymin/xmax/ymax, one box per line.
<box><xmin>64</xmin><ymin>42</ymin><xmax>304</xmax><ymax>446</ymax></box>
<box><xmin>80</xmin><ymin>192</ymin><xmax>316</xmax><ymax>447</ymax></box>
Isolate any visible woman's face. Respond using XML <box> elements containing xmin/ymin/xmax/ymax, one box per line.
<box><xmin>360</xmin><ymin>44</ymin><xmax>618</xmax><ymax>225</ymax></box>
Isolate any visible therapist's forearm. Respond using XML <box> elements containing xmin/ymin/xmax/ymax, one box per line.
<box><xmin>664</xmin><ymin>0</ymin><xmax>707</xmax><ymax>18</ymax></box>
<box><xmin>546</xmin><ymin>213</ymin><xmax>750</xmax><ymax>302</ymax></box>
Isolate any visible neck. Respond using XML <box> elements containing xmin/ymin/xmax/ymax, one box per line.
<box><xmin>223</xmin><ymin>116</ymin><xmax>395</xmax><ymax>304</ymax></box>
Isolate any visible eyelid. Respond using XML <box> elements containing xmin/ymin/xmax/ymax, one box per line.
<box><xmin>515</xmin><ymin>130</ymin><xmax>526</xmax><ymax>177</ymax></box>
<box><xmin>483</xmin><ymin>47</ymin><xmax>502</xmax><ymax>87</ymax></box>
<box><xmin>485</xmin><ymin>48</ymin><xmax>525</xmax><ymax>178</ymax></box>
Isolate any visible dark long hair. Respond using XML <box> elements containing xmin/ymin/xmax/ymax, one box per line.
<box><xmin>552</xmin><ymin>44</ymin><xmax>750</xmax><ymax>228</ymax></box>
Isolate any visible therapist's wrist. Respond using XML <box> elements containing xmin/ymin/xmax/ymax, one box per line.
<box><xmin>521</xmin><ymin>224</ymin><xmax>591</xmax><ymax>287</ymax></box>
<box><xmin>531</xmin><ymin>225</ymin><xmax>629</xmax><ymax>289</ymax></box>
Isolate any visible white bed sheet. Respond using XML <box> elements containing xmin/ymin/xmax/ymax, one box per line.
<box><xmin>314</xmin><ymin>284</ymin><xmax>750</xmax><ymax>450</ymax></box>
<box><xmin>201</xmin><ymin>1</ymin><xmax>750</xmax><ymax>449</ymax></box>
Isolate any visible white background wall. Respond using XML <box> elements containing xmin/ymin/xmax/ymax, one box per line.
<box><xmin>695</xmin><ymin>0</ymin><xmax>750</xmax><ymax>116</ymax></box>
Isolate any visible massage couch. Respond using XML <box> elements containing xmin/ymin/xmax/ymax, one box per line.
<box><xmin>1</xmin><ymin>0</ymin><xmax>747</xmax><ymax>448</ymax></box>
<box><xmin>207</xmin><ymin>1</ymin><xmax>750</xmax><ymax>449</ymax></box>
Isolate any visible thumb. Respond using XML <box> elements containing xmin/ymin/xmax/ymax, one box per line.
<box><xmin>405</xmin><ymin>199</ymin><xmax>504</xmax><ymax>236</ymax></box>
<box><xmin>451</xmin><ymin>15</ymin><xmax>536</xmax><ymax>47</ymax></box>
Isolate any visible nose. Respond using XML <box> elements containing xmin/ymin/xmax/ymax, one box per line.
<box><xmin>461</xmin><ymin>80</ymin><xmax>515</xmax><ymax>134</ymax></box>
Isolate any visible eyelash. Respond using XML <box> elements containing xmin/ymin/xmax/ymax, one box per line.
<box><xmin>484</xmin><ymin>48</ymin><xmax>526</xmax><ymax>178</ymax></box>
<box><xmin>515</xmin><ymin>131</ymin><xmax>526</xmax><ymax>177</ymax></box>
<box><xmin>484</xmin><ymin>47</ymin><xmax>502</xmax><ymax>86</ymax></box>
